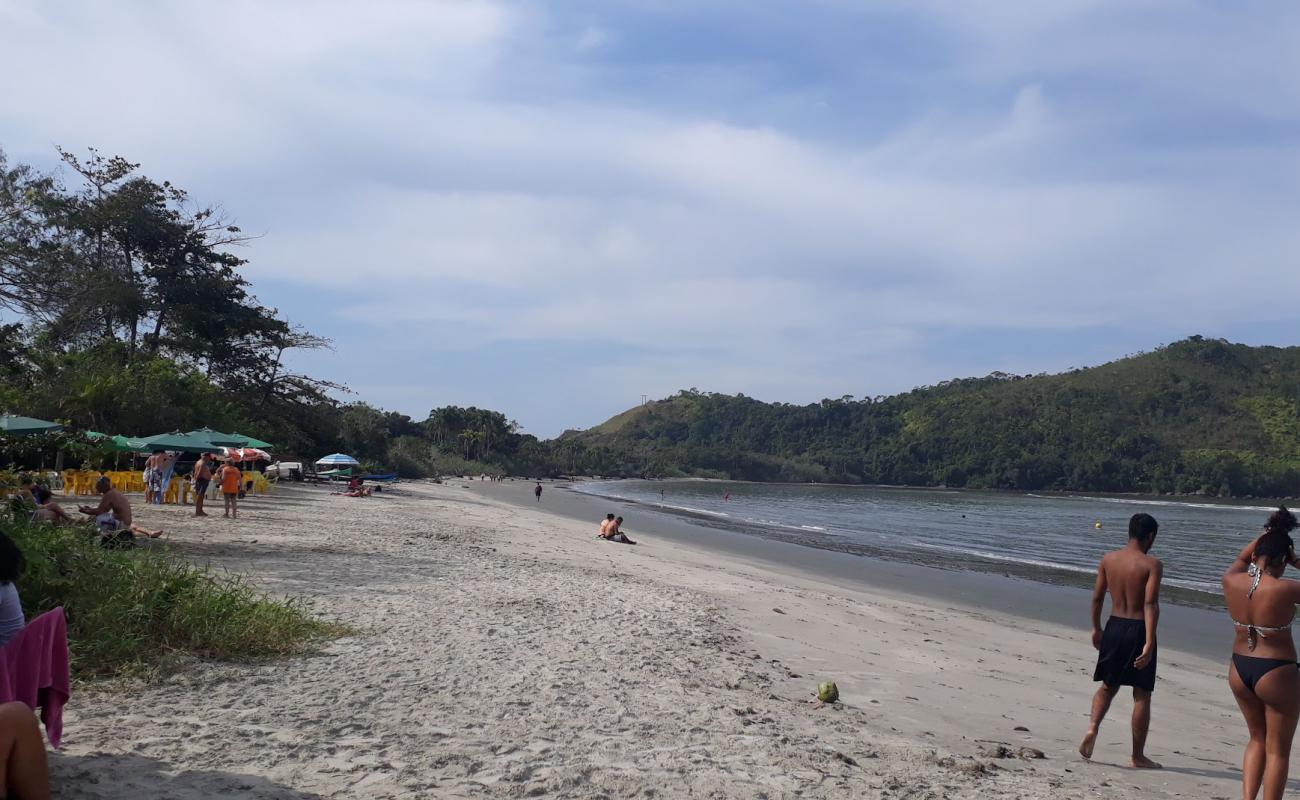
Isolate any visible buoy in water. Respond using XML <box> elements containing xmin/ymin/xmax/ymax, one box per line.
<box><xmin>1094</xmin><ymin>522</ymin><xmax>1103</xmax><ymax>529</ymax></box>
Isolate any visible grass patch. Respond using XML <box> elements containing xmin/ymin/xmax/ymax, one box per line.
<box><xmin>2</xmin><ymin>517</ymin><xmax>344</xmax><ymax>679</ymax></box>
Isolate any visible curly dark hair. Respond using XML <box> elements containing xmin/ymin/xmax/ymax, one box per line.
<box><xmin>1255</xmin><ymin>507</ymin><xmax>1299</xmax><ymax>567</ymax></box>
<box><xmin>0</xmin><ymin>532</ymin><xmax>24</xmax><ymax>585</ymax></box>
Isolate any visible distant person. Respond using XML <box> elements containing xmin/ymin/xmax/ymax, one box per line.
<box><xmin>534</xmin><ymin>482</ymin><xmax>543</xmax><ymax>502</ymax></box>
<box><xmin>605</xmin><ymin>516</ymin><xmax>636</xmax><ymax>545</ymax></box>
<box><xmin>1079</xmin><ymin>512</ymin><xmax>1162</xmax><ymax>769</ymax></box>
<box><xmin>30</xmin><ymin>487</ymin><xmax>72</xmax><ymax>525</ymax></box>
<box><xmin>599</xmin><ymin>513</ymin><xmax>615</xmax><ymax>538</ymax></box>
<box><xmin>8</xmin><ymin>475</ymin><xmax>37</xmax><ymax>515</ymax></box>
<box><xmin>724</xmin><ymin>491</ymin><xmax>731</xmax><ymax>501</ymax></box>
<box><xmin>153</xmin><ymin>451</ymin><xmax>179</xmax><ymax>504</ymax></box>
<box><xmin>659</xmin><ymin>488</ymin><xmax>664</xmax><ymax>501</ymax></box>
<box><xmin>192</xmin><ymin>454</ymin><xmax>213</xmax><ymax>517</ymax></box>
<box><xmin>77</xmin><ymin>476</ymin><xmax>163</xmax><ymax>545</ymax></box>
<box><xmin>143</xmin><ymin>452</ymin><xmax>160</xmax><ymax>504</ymax></box>
<box><xmin>1223</xmin><ymin>507</ymin><xmax>1300</xmax><ymax>800</ymax></box>
<box><xmin>218</xmin><ymin>460</ymin><xmax>242</xmax><ymax>519</ymax></box>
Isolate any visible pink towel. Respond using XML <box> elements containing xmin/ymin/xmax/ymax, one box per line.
<box><xmin>0</xmin><ymin>608</ymin><xmax>70</xmax><ymax>747</ymax></box>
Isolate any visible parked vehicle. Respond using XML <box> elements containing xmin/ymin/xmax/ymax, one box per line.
<box><xmin>266</xmin><ymin>461</ymin><xmax>304</xmax><ymax>482</ymax></box>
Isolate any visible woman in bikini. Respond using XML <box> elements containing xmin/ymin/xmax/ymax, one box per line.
<box><xmin>1224</xmin><ymin>506</ymin><xmax>1300</xmax><ymax>800</ymax></box>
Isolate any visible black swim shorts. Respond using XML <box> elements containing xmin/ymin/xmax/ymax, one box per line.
<box><xmin>1093</xmin><ymin>616</ymin><xmax>1157</xmax><ymax>692</ymax></box>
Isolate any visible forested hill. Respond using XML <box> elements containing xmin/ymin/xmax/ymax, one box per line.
<box><xmin>565</xmin><ymin>337</ymin><xmax>1300</xmax><ymax>497</ymax></box>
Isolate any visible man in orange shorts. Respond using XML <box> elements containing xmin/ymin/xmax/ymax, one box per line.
<box><xmin>217</xmin><ymin>459</ymin><xmax>242</xmax><ymax>519</ymax></box>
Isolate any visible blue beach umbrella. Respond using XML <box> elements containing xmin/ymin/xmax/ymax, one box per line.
<box><xmin>315</xmin><ymin>453</ymin><xmax>361</xmax><ymax>468</ymax></box>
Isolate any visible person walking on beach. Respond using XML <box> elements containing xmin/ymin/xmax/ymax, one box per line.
<box><xmin>192</xmin><ymin>454</ymin><xmax>213</xmax><ymax>517</ymax></box>
<box><xmin>1223</xmin><ymin>507</ymin><xmax>1300</xmax><ymax>800</ymax></box>
<box><xmin>534</xmin><ymin>482</ymin><xmax>543</xmax><ymax>502</ymax></box>
<box><xmin>1079</xmin><ymin>512</ymin><xmax>1163</xmax><ymax>769</ymax></box>
<box><xmin>218</xmin><ymin>460</ymin><xmax>242</xmax><ymax>519</ymax></box>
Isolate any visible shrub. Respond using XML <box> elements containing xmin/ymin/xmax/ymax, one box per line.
<box><xmin>3</xmin><ymin>518</ymin><xmax>343</xmax><ymax>678</ymax></box>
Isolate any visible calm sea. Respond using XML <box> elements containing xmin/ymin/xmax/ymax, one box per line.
<box><xmin>571</xmin><ymin>479</ymin><xmax>1289</xmax><ymax>605</ymax></box>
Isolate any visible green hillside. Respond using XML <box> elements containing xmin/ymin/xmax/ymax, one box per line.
<box><xmin>567</xmin><ymin>337</ymin><xmax>1300</xmax><ymax>497</ymax></box>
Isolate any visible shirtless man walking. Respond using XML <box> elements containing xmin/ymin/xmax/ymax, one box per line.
<box><xmin>1079</xmin><ymin>512</ymin><xmax>1164</xmax><ymax>769</ymax></box>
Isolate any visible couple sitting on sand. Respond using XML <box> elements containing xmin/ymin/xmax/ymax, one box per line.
<box><xmin>1084</xmin><ymin>508</ymin><xmax>1300</xmax><ymax>800</ymax></box>
<box><xmin>598</xmin><ymin>514</ymin><xmax>635</xmax><ymax>545</ymax></box>
<box><xmin>11</xmin><ymin>474</ymin><xmax>161</xmax><ymax>546</ymax></box>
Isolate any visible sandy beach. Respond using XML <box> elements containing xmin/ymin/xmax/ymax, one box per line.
<box><xmin>48</xmin><ymin>480</ymin><xmax>1257</xmax><ymax>798</ymax></box>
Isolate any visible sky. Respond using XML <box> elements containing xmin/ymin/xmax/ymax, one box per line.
<box><xmin>2</xmin><ymin>1</ymin><xmax>1299</xmax><ymax>437</ymax></box>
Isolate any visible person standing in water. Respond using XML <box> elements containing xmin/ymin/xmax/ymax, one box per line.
<box><xmin>1223</xmin><ymin>507</ymin><xmax>1300</xmax><ymax>800</ymax></box>
<box><xmin>1080</xmin><ymin>512</ymin><xmax>1163</xmax><ymax>768</ymax></box>
<box><xmin>534</xmin><ymin>482</ymin><xmax>543</xmax><ymax>502</ymax></box>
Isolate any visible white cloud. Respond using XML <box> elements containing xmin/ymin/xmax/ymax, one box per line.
<box><xmin>2</xmin><ymin>0</ymin><xmax>1298</xmax><ymax>433</ymax></box>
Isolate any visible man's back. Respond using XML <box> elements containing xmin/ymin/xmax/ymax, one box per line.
<box><xmin>1101</xmin><ymin>548</ymin><xmax>1161</xmax><ymax>619</ymax></box>
<box><xmin>106</xmin><ymin>489</ymin><xmax>132</xmax><ymax>527</ymax></box>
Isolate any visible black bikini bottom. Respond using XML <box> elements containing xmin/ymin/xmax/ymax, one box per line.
<box><xmin>1233</xmin><ymin>653</ymin><xmax>1299</xmax><ymax>693</ymax></box>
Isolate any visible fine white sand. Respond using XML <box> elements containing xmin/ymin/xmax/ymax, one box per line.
<box><xmin>49</xmin><ymin>480</ymin><xmax>1254</xmax><ymax>798</ymax></box>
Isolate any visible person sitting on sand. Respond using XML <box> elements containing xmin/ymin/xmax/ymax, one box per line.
<box><xmin>598</xmin><ymin>513</ymin><xmax>615</xmax><ymax>538</ymax></box>
<box><xmin>1223</xmin><ymin>507</ymin><xmax>1300</xmax><ymax>800</ymax></box>
<box><xmin>29</xmin><ymin>487</ymin><xmax>72</xmax><ymax>525</ymax></box>
<box><xmin>334</xmin><ymin>480</ymin><xmax>372</xmax><ymax>498</ymax></box>
<box><xmin>7</xmin><ymin>475</ymin><xmax>38</xmax><ymax>517</ymax></box>
<box><xmin>77</xmin><ymin>476</ymin><xmax>163</xmax><ymax>544</ymax></box>
<box><xmin>1079</xmin><ymin>512</ymin><xmax>1162</xmax><ymax>769</ymax></box>
<box><xmin>604</xmin><ymin>516</ymin><xmax>636</xmax><ymax>545</ymax></box>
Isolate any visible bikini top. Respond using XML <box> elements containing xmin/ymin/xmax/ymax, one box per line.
<box><xmin>1233</xmin><ymin>564</ymin><xmax>1296</xmax><ymax>651</ymax></box>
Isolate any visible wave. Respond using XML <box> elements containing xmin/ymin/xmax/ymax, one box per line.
<box><xmin>1026</xmin><ymin>493</ymin><xmax>1276</xmax><ymax>514</ymax></box>
<box><xmin>659</xmin><ymin>504</ymin><xmax>731</xmax><ymax>518</ymax></box>
<box><xmin>1165</xmin><ymin>578</ymin><xmax>1222</xmax><ymax>595</ymax></box>
<box><xmin>910</xmin><ymin>541</ymin><xmax>1100</xmax><ymax>577</ymax></box>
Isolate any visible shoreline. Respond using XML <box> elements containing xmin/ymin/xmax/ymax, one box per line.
<box><xmin>563</xmin><ymin>479</ymin><xmax>1232</xmax><ymax>609</ymax></box>
<box><xmin>567</xmin><ymin>475</ymin><xmax>1298</xmax><ymax>505</ymax></box>
<box><xmin>474</xmin><ymin>479</ymin><xmax>1227</xmax><ymax>662</ymax></box>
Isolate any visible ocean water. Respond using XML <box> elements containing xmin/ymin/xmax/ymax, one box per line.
<box><xmin>571</xmin><ymin>479</ymin><xmax>1289</xmax><ymax>604</ymax></box>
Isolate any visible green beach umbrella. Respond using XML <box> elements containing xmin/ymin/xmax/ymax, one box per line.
<box><xmin>230</xmin><ymin>432</ymin><xmax>273</xmax><ymax>449</ymax></box>
<box><xmin>186</xmin><ymin>428</ymin><xmax>248</xmax><ymax>447</ymax></box>
<box><xmin>139</xmin><ymin>431</ymin><xmax>226</xmax><ymax>454</ymax></box>
<box><xmin>0</xmin><ymin>414</ymin><xmax>63</xmax><ymax>437</ymax></box>
<box><xmin>86</xmin><ymin>431</ymin><xmax>148</xmax><ymax>452</ymax></box>
<box><xmin>112</xmin><ymin>435</ymin><xmax>147</xmax><ymax>452</ymax></box>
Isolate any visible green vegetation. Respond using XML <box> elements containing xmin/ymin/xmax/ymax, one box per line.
<box><xmin>2</xmin><ymin>145</ymin><xmax>1298</xmax><ymax>496</ymax></box>
<box><xmin>565</xmin><ymin>337</ymin><xmax>1300</xmax><ymax>497</ymax></box>
<box><xmin>3</xmin><ymin>517</ymin><xmax>340</xmax><ymax>678</ymax></box>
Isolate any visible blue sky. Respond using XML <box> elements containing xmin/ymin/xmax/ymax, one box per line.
<box><xmin>3</xmin><ymin>1</ymin><xmax>1299</xmax><ymax>437</ymax></box>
